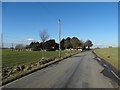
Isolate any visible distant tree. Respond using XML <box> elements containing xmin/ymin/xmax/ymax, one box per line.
<box><xmin>29</xmin><ymin>42</ymin><xmax>40</xmax><ymax>51</ymax></box>
<box><xmin>40</xmin><ymin>30</ymin><xmax>49</xmax><ymax>50</ymax></box>
<box><xmin>60</xmin><ymin>38</ymin><xmax>65</xmax><ymax>50</ymax></box>
<box><xmin>64</xmin><ymin>37</ymin><xmax>72</xmax><ymax>49</ymax></box>
<box><xmin>38</xmin><ymin>43</ymin><xmax>42</xmax><ymax>50</ymax></box>
<box><xmin>85</xmin><ymin>40</ymin><xmax>93</xmax><ymax>50</ymax></box>
<box><xmin>44</xmin><ymin>39</ymin><xmax>58</xmax><ymax>51</ymax></box>
<box><xmin>109</xmin><ymin>46</ymin><xmax>112</xmax><ymax>48</ymax></box>
<box><xmin>25</xmin><ymin>45</ymin><xmax>31</xmax><ymax>49</ymax></box>
<box><xmin>32</xmin><ymin>43</ymin><xmax>39</xmax><ymax>51</ymax></box>
<box><xmin>15</xmin><ymin>44</ymin><xmax>25</xmax><ymax>51</ymax></box>
<box><xmin>70</xmin><ymin>37</ymin><xmax>81</xmax><ymax>49</ymax></box>
<box><xmin>79</xmin><ymin>40</ymin><xmax>85</xmax><ymax>50</ymax></box>
<box><xmin>29</xmin><ymin>42</ymin><xmax>34</xmax><ymax>46</ymax></box>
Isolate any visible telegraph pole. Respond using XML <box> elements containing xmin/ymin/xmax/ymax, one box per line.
<box><xmin>1</xmin><ymin>33</ymin><xmax>3</xmax><ymax>49</ymax></box>
<box><xmin>12</xmin><ymin>43</ymin><xmax>13</xmax><ymax>51</ymax></box>
<box><xmin>58</xmin><ymin>17</ymin><xmax>61</xmax><ymax>58</ymax></box>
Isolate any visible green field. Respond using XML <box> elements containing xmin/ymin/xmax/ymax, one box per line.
<box><xmin>2</xmin><ymin>49</ymin><xmax>78</xmax><ymax>68</ymax></box>
<box><xmin>94</xmin><ymin>48</ymin><xmax>118</xmax><ymax>70</ymax></box>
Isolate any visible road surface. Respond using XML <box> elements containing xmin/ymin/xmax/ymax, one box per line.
<box><xmin>3</xmin><ymin>51</ymin><xmax>119</xmax><ymax>88</ymax></box>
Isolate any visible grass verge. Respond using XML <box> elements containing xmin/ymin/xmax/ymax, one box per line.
<box><xmin>2</xmin><ymin>51</ymin><xmax>79</xmax><ymax>85</ymax></box>
<box><xmin>93</xmin><ymin>48</ymin><xmax>119</xmax><ymax>75</ymax></box>
<box><xmin>2</xmin><ymin>49</ymin><xmax>77</xmax><ymax>68</ymax></box>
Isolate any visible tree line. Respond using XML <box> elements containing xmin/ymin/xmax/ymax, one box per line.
<box><xmin>14</xmin><ymin>30</ymin><xmax>93</xmax><ymax>51</ymax></box>
<box><xmin>15</xmin><ymin>37</ymin><xmax>93</xmax><ymax>51</ymax></box>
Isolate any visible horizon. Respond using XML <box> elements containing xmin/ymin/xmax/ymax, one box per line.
<box><xmin>2</xmin><ymin>2</ymin><xmax>118</xmax><ymax>48</ymax></box>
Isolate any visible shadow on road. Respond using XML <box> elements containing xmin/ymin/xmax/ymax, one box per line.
<box><xmin>100</xmin><ymin>69</ymin><xmax>119</xmax><ymax>85</ymax></box>
<box><xmin>73</xmin><ymin>55</ymin><xmax>81</xmax><ymax>57</ymax></box>
<box><xmin>94</xmin><ymin>57</ymin><xmax>120</xmax><ymax>86</ymax></box>
<box><xmin>73</xmin><ymin>54</ymin><xmax>85</xmax><ymax>58</ymax></box>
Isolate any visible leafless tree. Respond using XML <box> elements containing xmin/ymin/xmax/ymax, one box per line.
<box><xmin>15</xmin><ymin>44</ymin><xmax>25</xmax><ymax>51</ymax></box>
<box><xmin>40</xmin><ymin>30</ymin><xmax>49</xmax><ymax>50</ymax></box>
<box><xmin>39</xmin><ymin>30</ymin><xmax>49</xmax><ymax>59</ymax></box>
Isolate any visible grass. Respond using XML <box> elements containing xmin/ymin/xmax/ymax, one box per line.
<box><xmin>2</xmin><ymin>49</ymin><xmax>80</xmax><ymax>85</ymax></box>
<box><xmin>2</xmin><ymin>60</ymin><xmax>61</xmax><ymax>85</ymax></box>
<box><xmin>2</xmin><ymin>49</ymin><xmax>78</xmax><ymax>68</ymax></box>
<box><xmin>94</xmin><ymin>47</ymin><xmax>118</xmax><ymax>70</ymax></box>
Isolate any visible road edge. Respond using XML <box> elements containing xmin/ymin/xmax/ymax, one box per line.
<box><xmin>2</xmin><ymin>52</ymin><xmax>80</xmax><ymax>86</ymax></box>
<box><xmin>92</xmin><ymin>50</ymin><xmax>120</xmax><ymax>85</ymax></box>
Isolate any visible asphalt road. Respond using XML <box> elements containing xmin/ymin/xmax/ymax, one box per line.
<box><xmin>3</xmin><ymin>51</ymin><xmax>119</xmax><ymax>88</ymax></box>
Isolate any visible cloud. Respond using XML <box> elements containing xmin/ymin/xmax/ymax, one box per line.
<box><xmin>93</xmin><ymin>42</ymin><xmax>118</xmax><ymax>48</ymax></box>
<box><xmin>93</xmin><ymin>42</ymin><xmax>109</xmax><ymax>48</ymax></box>
<box><xmin>27</xmin><ymin>38</ymin><xmax>35</xmax><ymax>41</ymax></box>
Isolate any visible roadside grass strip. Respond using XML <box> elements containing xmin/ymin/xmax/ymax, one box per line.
<box><xmin>2</xmin><ymin>51</ymin><xmax>79</xmax><ymax>85</ymax></box>
<box><xmin>95</xmin><ymin>57</ymin><xmax>120</xmax><ymax>85</ymax></box>
<box><xmin>93</xmin><ymin>49</ymin><xmax>120</xmax><ymax>84</ymax></box>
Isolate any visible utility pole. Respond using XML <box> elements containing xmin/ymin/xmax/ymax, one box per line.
<box><xmin>58</xmin><ymin>17</ymin><xmax>61</xmax><ymax>58</ymax></box>
<box><xmin>1</xmin><ymin>33</ymin><xmax>3</xmax><ymax>49</ymax></box>
<box><xmin>12</xmin><ymin>43</ymin><xmax>13</xmax><ymax>51</ymax></box>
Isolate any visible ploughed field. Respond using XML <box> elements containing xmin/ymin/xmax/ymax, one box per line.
<box><xmin>94</xmin><ymin>48</ymin><xmax>118</xmax><ymax>70</ymax></box>
<box><xmin>2</xmin><ymin>49</ymin><xmax>78</xmax><ymax>68</ymax></box>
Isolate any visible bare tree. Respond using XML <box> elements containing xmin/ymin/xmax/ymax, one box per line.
<box><xmin>40</xmin><ymin>30</ymin><xmax>49</xmax><ymax>50</ymax></box>
<box><xmin>39</xmin><ymin>30</ymin><xmax>49</xmax><ymax>59</ymax></box>
<box><xmin>15</xmin><ymin>44</ymin><xmax>25</xmax><ymax>51</ymax></box>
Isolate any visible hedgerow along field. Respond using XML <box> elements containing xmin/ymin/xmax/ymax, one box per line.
<box><xmin>2</xmin><ymin>49</ymin><xmax>79</xmax><ymax>68</ymax></box>
<box><xmin>94</xmin><ymin>47</ymin><xmax>118</xmax><ymax>70</ymax></box>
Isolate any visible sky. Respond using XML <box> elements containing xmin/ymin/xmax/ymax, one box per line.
<box><xmin>2</xmin><ymin>0</ymin><xmax>120</xmax><ymax>2</ymax></box>
<box><xmin>2</xmin><ymin>2</ymin><xmax>118</xmax><ymax>48</ymax></box>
